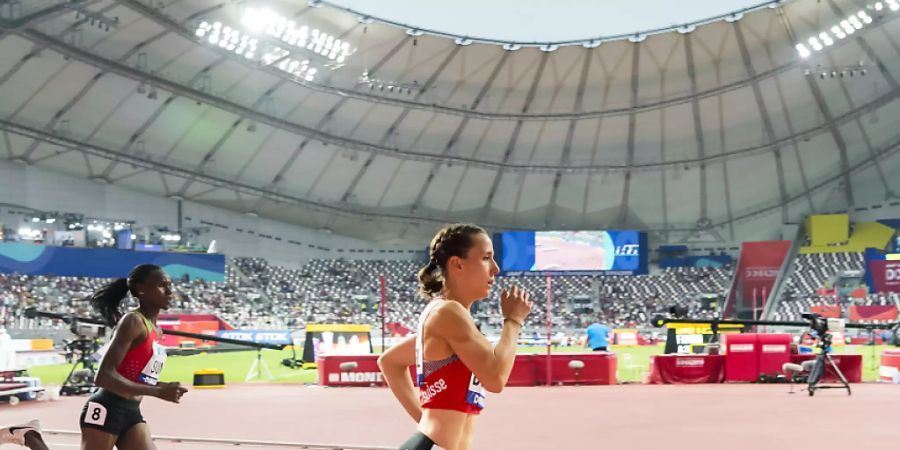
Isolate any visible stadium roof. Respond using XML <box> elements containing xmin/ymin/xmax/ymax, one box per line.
<box><xmin>1</xmin><ymin>0</ymin><xmax>898</xmax><ymax>243</ymax></box>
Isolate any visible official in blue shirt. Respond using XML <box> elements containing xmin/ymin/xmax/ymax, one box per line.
<box><xmin>584</xmin><ymin>317</ymin><xmax>610</xmax><ymax>352</ymax></box>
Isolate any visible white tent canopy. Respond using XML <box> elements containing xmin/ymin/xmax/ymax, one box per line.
<box><xmin>0</xmin><ymin>0</ymin><xmax>897</xmax><ymax>243</ymax></box>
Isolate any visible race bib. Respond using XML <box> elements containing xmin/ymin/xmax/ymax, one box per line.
<box><xmin>84</xmin><ymin>401</ymin><xmax>108</xmax><ymax>426</ymax></box>
<box><xmin>465</xmin><ymin>373</ymin><xmax>486</xmax><ymax>409</ymax></box>
<box><xmin>138</xmin><ymin>341</ymin><xmax>167</xmax><ymax>385</ymax></box>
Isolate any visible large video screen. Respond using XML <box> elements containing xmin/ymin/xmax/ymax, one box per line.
<box><xmin>498</xmin><ymin>230</ymin><xmax>647</xmax><ymax>275</ymax></box>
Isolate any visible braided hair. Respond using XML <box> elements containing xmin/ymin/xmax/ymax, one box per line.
<box><xmin>418</xmin><ymin>223</ymin><xmax>487</xmax><ymax>299</ymax></box>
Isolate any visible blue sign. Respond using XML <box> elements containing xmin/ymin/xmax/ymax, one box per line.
<box><xmin>217</xmin><ymin>330</ymin><xmax>293</xmax><ymax>345</ymax></box>
<box><xmin>0</xmin><ymin>243</ymin><xmax>225</xmax><ymax>281</ymax></box>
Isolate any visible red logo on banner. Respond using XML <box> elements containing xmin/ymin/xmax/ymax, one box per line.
<box><xmin>745</xmin><ymin>267</ymin><xmax>781</xmax><ymax>279</ymax></box>
<box><xmin>739</xmin><ymin>241</ymin><xmax>791</xmax><ymax>308</ymax></box>
<box><xmin>871</xmin><ymin>260</ymin><xmax>900</xmax><ymax>293</ymax></box>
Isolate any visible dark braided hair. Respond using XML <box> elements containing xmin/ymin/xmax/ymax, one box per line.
<box><xmin>90</xmin><ymin>264</ymin><xmax>162</xmax><ymax>326</ymax></box>
<box><xmin>418</xmin><ymin>224</ymin><xmax>487</xmax><ymax>299</ymax></box>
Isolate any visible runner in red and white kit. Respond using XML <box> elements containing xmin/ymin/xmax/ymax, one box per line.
<box><xmin>379</xmin><ymin>224</ymin><xmax>533</xmax><ymax>450</ymax></box>
<box><xmin>80</xmin><ymin>264</ymin><xmax>187</xmax><ymax>450</ymax></box>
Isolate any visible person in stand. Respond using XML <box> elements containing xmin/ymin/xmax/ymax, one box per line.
<box><xmin>583</xmin><ymin>315</ymin><xmax>610</xmax><ymax>352</ymax></box>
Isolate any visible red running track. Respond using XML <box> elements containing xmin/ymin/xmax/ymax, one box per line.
<box><xmin>1</xmin><ymin>383</ymin><xmax>898</xmax><ymax>449</ymax></box>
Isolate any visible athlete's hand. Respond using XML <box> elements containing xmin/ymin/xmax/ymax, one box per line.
<box><xmin>500</xmin><ymin>286</ymin><xmax>532</xmax><ymax>326</ymax></box>
<box><xmin>157</xmin><ymin>381</ymin><xmax>188</xmax><ymax>403</ymax></box>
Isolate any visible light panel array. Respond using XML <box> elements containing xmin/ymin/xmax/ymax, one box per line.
<box><xmin>195</xmin><ymin>21</ymin><xmax>258</xmax><ymax>60</ymax></box>
<box><xmin>795</xmin><ymin>2</ymin><xmax>892</xmax><ymax>58</ymax></box>
<box><xmin>242</xmin><ymin>7</ymin><xmax>354</xmax><ymax>64</ymax></box>
<box><xmin>259</xmin><ymin>47</ymin><xmax>318</xmax><ymax>81</ymax></box>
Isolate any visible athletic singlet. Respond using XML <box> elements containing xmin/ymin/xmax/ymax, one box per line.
<box><xmin>416</xmin><ymin>300</ymin><xmax>485</xmax><ymax>414</ymax></box>
<box><xmin>97</xmin><ymin>312</ymin><xmax>167</xmax><ymax>386</ymax></box>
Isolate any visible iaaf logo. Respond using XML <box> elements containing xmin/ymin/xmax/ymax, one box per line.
<box><xmin>745</xmin><ymin>266</ymin><xmax>780</xmax><ymax>279</ymax></box>
<box><xmin>327</xmin><ymin>372</ymin><xmax>384</xmax><ymax>383</ymax></box>
<box><xmin>615</xmin><ymin>244</ymin><xmax>640</xmax><ymax>256</ymax></box>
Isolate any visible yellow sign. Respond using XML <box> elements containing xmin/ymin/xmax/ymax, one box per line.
<box><xmin>667</xmin><ymin>322</ymin><xmax>743</xmax><ymax>335</ymax></box>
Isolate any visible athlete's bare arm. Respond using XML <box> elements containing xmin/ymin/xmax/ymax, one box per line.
<box><xmin>431</xmin><ymin>287</ymin><xmax>532</xmax><ymax>393</ymax></box>
<box><xmin>94</xmin><ymin>313</ymin><xmax>184</xmax><ymax>402</ymax></box>
<box><xmin>378</xmin><ymin>335</ymin><xmax>422</xmax><ymax>422</ymax></box>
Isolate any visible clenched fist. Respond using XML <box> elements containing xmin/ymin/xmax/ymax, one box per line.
<box><xmin>500</xmin><ymin>286</ymin><xmax>532</xmax><ymax>326</ymax></box>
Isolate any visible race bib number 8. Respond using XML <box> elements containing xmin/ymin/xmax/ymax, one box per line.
<box><xmin>84</xmin><ymin>402</ymin><xmax>108</xmax><ymax>426</ymax></box>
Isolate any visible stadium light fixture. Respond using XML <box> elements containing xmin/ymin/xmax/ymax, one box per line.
<box><xmin>239</xmin><ymin>7</ymin><xmax>354</xmax><ymax>65</ymax></box>
<box><xmin>628</xmin><ymin>33</ymin><xmax>647</xmax><ymax>43</ymax></box>
<box><xmin>796</xmin><ymin>2</ymin><xmax>888</xmax><ymax>58</ymax></box>
<box><xmin>194</xmin><ymin>7</ymin><xmax>356</xmax><ymax>82</ymax></box>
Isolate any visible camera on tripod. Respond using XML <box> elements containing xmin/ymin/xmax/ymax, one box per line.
<box><xmin>23</xmin><ymin>308</ymin><xmax>109</xmax><ymax>396</ymax></box>
<box><xmin>800</xmin><ymin>312</ymin><xmax>845</xmax><ymax>345</ymax></box>
<box><xmin>799</xmin><ymin>311</ymin><xmax>851</xmax><ymax>396</ymax></box>
<box><xmin>70</xmin><ymin>321</ymin><xmax>106</xmax><ymax>340</ymax></box>
<box><xmin>59</xmin><ymin>319</ymin><xmax>107</xmax><ymax>396</ymax></box>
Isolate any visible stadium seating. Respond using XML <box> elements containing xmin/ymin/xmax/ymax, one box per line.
<box><xmin>770</xmin><ymin>252</ymin><xmax>898</xmax><ymax>323</ymax></box>
<box><xmin>3</xmin><ymin>258</ymin><xmax>733</xmax><ymax>333</ymax></box>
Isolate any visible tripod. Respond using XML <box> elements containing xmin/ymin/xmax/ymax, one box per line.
<box><xmin>60</xmin><ymin>339</ymin><xmax>99</xmax><ymax>396</ymax></box>
<box><xmin>245</xmin><ymin>347</ymin><xmax>274</xmax><ymax>382</ymax></box>
<box><xmin>807</xmin><ymin>333</ymin><xmax>851</xmax><ymax>397</ymax></box>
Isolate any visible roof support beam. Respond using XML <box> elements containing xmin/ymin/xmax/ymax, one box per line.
<box><xmin>545</xmin><ymin>51</ymin><xmax>592</xmax><ymax>227</ymax></box>
<box><xmin>775</xmin><ymin>10</ymin><xmax>854</xmax><ymax>207</ymax></box>
<box><xmin>118</xmin><ymin>0</ymin><xmax>900</xmax><ymax>122</ymax></box>
<box><xmin>20</xmin><ymin>26</ymin><xmax>900</xmax><ymax>173</ymax></box>
<box><xmin>616</xmin><ymin>43</ymin><xmax>640</xmax><ymax>227</ymax></box>
<box><xmin>477</xmin><ymin>52</ymin><xmax>550</xmax><ymax>223</ymax></box>
<box><xmin>733</xmin><ymin>22</ymin><xmax>789</xmax><ymax>222</ymax></box>
<box><xmin>715</xmin><ymin>64</ymin><xmax>737</xmax><ymax>241</ymax></box>
<box><xmin>266</xmin><ymin>36</ymin><xmax>410</xmax><ymax>190</ymax></box>
<box><xmin>339</xmin><ymin>45</ymin><xmax>463</xmax><ymax>203</ymax></box>
<box><xmin>0</xmin><ymin>117</ymin><xmax>452</xmax><ymax>225</ymax></box>
<box><xmin>684</xmin><ymin>34</ymin><xmax>709</xmax><ymax>222</ymax></box>
<box><xmin>408</xmin><ymin>51</ymin><xmax>511</xmax><ymax>213</ymax></box>
<box><xmin>827</xmin><ymin>0</ymin><xmax>898</xmax><ymax>198</ymax></box>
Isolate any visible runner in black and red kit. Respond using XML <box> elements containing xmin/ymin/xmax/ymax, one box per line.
<box><xmin>379</xmin><ymin>224</ymin><xmax>533</xmax><ymax>450</ymax></box>
<box><xmin>79</xmin><ymin>264</ymin><xmax>188</xmax><ymax>450</ymax></box>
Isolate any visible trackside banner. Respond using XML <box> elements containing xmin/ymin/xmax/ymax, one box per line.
<box><xmin>217</xmin><ymin>330</ymin><xmax>293</xmax><ymax>345</ymax></box>
<box><xmin>739</xmin><ymin>240</ymin><xmax>791</xmax><ymax>307</ymax></box>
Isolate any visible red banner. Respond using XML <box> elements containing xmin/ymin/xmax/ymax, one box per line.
<box><xmin>849</xmin><ymin>305</ymin><xmax>899</xmax><ymax>321</ymax></box>
<box><xmin>740</xmin><ymin>241</ymin><xmax>791</xmax><ymax>307</ymax></box>
<box><xmin>870</xmin><ymin>260</ymin><xmax>900</xmax><ymax>293</ymax></box>
<box><xmin>159</xmin><ymin>320</ymin><xmax>221</xmax><ymax>348</ymax></box>
<box><xmin>810</xmin><ymin>305</ymin><xmax>842</xmax><ymax>318</ymax></box>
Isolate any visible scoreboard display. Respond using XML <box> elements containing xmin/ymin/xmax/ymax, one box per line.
<box><xmin>496</xmin><ymin>230</ymin><xmax>648</xmax><ymax>276</ymax></box>
<box><xmin>664</xmin><ymin>322</ymin><xmax>745</xmax><ymax>354</ymax></box>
